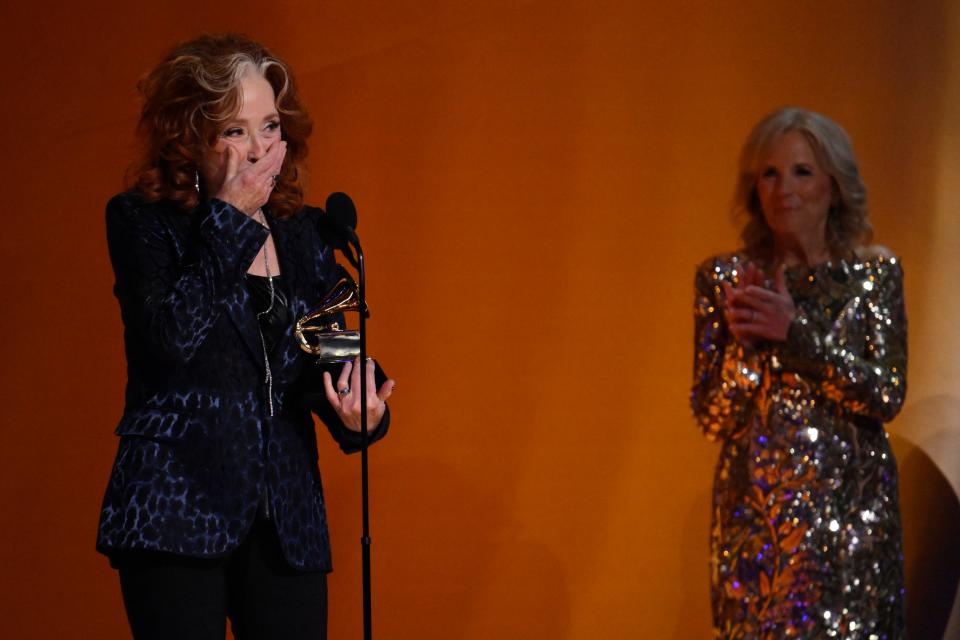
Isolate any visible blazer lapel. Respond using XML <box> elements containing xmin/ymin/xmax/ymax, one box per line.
<box><xmin>224</xmin><ymin>283</ymin><xmax>265</xmax><ymax>366</ymax></box>
<box><xmin>266</xmin><ymin>212</ymin><xmax>312</xmax><ymax>374</ymax></box>
<box><xmin>225</xmin><ymin>211</ymin><xmax>294</xmax><ymax>368</ymax></box>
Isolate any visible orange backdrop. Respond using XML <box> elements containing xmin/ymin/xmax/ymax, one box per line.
<box><xmin>2</xmin><ymin>1</ymin><xmax>959</xmax><ymax>638</ymax></box>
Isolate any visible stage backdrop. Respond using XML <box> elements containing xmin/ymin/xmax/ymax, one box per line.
<box><xmin>2</xmin><ymin>1</ymin><xmax>958</xmax><ymax>637</ymax></box>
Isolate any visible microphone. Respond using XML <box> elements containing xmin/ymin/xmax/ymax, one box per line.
<box><xmin>319</xmin><ymin>192</ymin><xmax>359</xmax><ymax>267</ymax></box>
<box><xmin>325</xmin><ymin>192</ymin><xmax>359</xmax><ymax>245</ymax></box>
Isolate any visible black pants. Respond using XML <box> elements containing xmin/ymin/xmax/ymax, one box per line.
<box><xmin>115</xmin><ymin>517</ymin><xmax>328</xmax><ymax>640</ymax></box>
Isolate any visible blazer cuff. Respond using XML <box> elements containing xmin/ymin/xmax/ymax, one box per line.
<box><xmin>338</xmin><ymin>405</ymin><xmax>390</xmax><ymax>454</ymax></box>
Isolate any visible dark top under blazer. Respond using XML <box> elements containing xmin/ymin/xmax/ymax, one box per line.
<box><xmin>96</xmin><ymin>192</ymin><xmax>387</xmax><ymax>572</ymax></box>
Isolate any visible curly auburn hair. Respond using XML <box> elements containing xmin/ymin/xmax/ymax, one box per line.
<box><xmin>131</xmin><ymin>33</ymin><xmax>312</xmax><ymax>218</ymax></box>
<box><xmin>734</xmin><ymin>107</ymin><xmax>873</xmax><ymax>263</ymax></box>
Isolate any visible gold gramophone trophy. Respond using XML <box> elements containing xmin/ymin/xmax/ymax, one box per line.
<box><xmin>294</xmin><ymin>270</ymin><xmax>364</xmax><ymax>363</ymax></box>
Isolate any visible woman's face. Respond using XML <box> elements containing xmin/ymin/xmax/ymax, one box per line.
<box><xmin>754</xmin><ymin>130</ymin><xmax>835</xmax><ymax>244</ymax></box>
<box><xmin>199</xmin><ymin>69</ymin><xmax>281</xmax><ymax>195</ymax></box>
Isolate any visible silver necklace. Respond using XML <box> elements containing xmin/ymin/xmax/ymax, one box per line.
<box><xmin>254</xmin><ymin>209</ymin><xmax>276</xmax><ymax>417</ymax></box>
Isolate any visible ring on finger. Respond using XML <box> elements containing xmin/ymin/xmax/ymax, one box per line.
<box><xmin>337</xmin><ymin>386</ymin><xmax>350</xmax><ymax>397</ymax></box>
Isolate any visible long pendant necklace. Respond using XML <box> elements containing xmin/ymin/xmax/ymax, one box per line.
<box><xmin>255</xmin><ymin>209</ymin><xmax>276</xmax><ymax>417</ymax></box>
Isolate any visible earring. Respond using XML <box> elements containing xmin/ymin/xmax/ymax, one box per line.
<box><xmin>194</xmin><ymin>170</ymin><xmax>200</xmax><ymax>193</ymax></box>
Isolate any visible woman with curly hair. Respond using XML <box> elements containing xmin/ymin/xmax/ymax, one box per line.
<box><xmin>96</xmin><ymin>34</ymin><xmax>394</xmax><ymax>640</ymax></box>
<box><xmin>691</xmin><ymin>107</ymin><xmax>907</xmax><ymax>638</ymax></box>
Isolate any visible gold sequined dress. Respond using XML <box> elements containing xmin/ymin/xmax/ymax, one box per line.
<box><xmin>691</xmin><ymin>251</ymin><xmax>907</xmax><ymax>639</ymax></box>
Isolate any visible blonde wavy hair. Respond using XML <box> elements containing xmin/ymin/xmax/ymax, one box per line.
<box><xmin>734</xmin><ymin>107</ymin><xmax>872</xmax><ymax>261</ymax></box>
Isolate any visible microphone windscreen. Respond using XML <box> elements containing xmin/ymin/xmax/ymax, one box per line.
<box><xmin>325</xmin><ymin>192</ymin><xmax>357</xmax><ymax>231</ymax></box>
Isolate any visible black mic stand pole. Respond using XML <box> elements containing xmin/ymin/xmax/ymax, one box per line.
<box><xmin>324</xmin><ymin>191</ymin><xmax>373</xmax><ymax>639</ymax></box>
<box><xmin>351</xmin><ymin>236</ymin><xmax>373</xmax><ymax>640</ymax></box>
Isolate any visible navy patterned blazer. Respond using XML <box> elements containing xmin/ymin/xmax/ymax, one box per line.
<box><xmin>96</xmin><ymin>192</ymin><xmax>387</xmax><ymax>572</ymax></box>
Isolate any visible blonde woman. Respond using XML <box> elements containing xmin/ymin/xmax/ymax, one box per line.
<box><xmin>691</xmin><ymin>107</ymin><xmax>906</xmax><ymax>638</ymax></box>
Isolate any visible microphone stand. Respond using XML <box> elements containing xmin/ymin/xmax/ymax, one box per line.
<box><xmin>323</xmin><ymin>192</ymin><xmax>373</xmax><ymax>639</ymax></box>
<box><xmin>341</xmin><ymin>230</ymin><xmax>373</xmax><ymax>640</ymax></box>
<box><xmin>354</xmin><ymin>237</ymin><xmax>373</xmax><ymax>640</ymax></box>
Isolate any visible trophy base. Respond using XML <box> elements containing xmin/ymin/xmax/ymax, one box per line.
<box><xmin>308</xmin><ymin>331</ymin><xmax>361</xmax><ymax>363</ymax></box>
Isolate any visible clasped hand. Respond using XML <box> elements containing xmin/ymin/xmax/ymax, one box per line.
<box><xmin>721</xmin><ymin>263</ymin><xmax>797</xmax><ymax>348</ymax></box>
<box><xmin>322</xmin><ymin>357</ymin><xmax>395</xmax><ymax>432</ymax></box>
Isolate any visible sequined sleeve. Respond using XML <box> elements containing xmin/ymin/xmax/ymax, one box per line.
<box><xmin>690</xmin><ymin>260</ymin><xmax>766</xmax><ymax>441</ymax></box>
<box><xmin>775</xmin><ymin>256</ymin><xmax>907</xmax><ymax>422</ymax></box>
